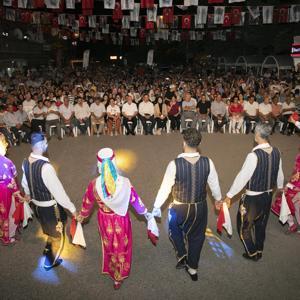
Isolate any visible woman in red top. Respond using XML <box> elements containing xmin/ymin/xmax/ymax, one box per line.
<box><xmin>167</xmin><ymin>96</ymin><xmax>181</xmax><ymax>131</ymax></box>
<box><xmin>229</xmin><ymin>96</ymin><xmax>244</xmax><ymax>133</ymax></box>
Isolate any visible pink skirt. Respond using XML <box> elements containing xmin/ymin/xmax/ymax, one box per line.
<box><xmin>97</xmin><ymin>208</ymin><xmax>132</xmax><ymax>282</ymax></box>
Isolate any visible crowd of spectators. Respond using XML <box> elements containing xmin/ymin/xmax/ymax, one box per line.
<box><xmin>0</xmin><ymin>64</ymin><xmax>299</xmax><ymax>146</ymax></box>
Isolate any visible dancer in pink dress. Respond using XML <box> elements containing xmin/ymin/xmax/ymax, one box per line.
<box><xmin>0</xmin><ymin>133</ymin><xmax>24</xmax><ymax>245</ymax></box>
<box><xmin>272</xmin><ymin>153</ymin><xmax>300</xmax><ymax>233</ymax></box>
<box><xmin>77</xmin><ymin>148</ymin><xmax>155</xmax><ymax>289</ymax></box>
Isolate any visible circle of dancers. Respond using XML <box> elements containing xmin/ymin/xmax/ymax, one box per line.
<box><xmin>0</xmin><ymin>123</ymin><xmax>298</xmax><ymax>289</ymax></box>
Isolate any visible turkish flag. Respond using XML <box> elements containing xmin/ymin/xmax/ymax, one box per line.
<box><xmin>139</xmin><ymin>28</ymin><xmax>146</xmax><ymax>39</ymax></box>
<box><xmin>141</xmin><ymin>0</ymin><xmax>154</xmax><ymax>9</ymax></box>
<box><xmin>163</xmin><ymin>7</ymin><xmax>174</xmax><ymax>24</ymax></box>
<box><xmin>20</xmin><ymin>11</ymin><xmax>32</xmax><ymax>23</ymax></box>
<box><xmin>231</xmin><ymin>6</ymin><xmax>241</xmax><ymax>25</ymax></box>
<box><xmin>52</xmin><ymin>16</ymin><xmax>59</xmax><ymax>27</ymax></box>
<box><xmin>82</xmin><ymin>0</ymin><xmax>94</xmax><ymax>16</ymax></box>
<box><xmin>182</xmin><ymin>15</ymin><xmax>191</xmax><ymax>29</ymax></box>
<box><xmin>278</xmin><ymin>6</ymin><xmax>288</xmax><ymax>23</ymax></box>
<box><xmin>79</xmin><ymin>15</ymin><xmax>87</xmax><ymax>27</ymax></box>
<box><xmin>34</xmin><ymin>0</ymin><xmax>44</xmax><ymax>9</ymax></box>
<box><xmin>223</xmin><ymin>13</ymin><xmax>232</xmax><ymax>27</ymax></box>
<box><xmin>112</xmin><ymin>1</ymin><xmax>123</xmax><ymax>20</ymax></box>
<box><xmin>145</xmin><ymin>17</ymin><xmax>154</xmax><ymax>29</ymax></box>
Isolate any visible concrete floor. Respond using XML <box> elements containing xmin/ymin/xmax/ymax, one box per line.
<box><xmin>1</xmin><ymin>132</ymin><xmax>299</xmax><ymax>300</ymax></box>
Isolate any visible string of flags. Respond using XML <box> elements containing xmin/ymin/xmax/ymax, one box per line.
<box><xmin>1</xmin><ymin>1</ymin><xmax>300</xmax><ymax>44</ymax></box>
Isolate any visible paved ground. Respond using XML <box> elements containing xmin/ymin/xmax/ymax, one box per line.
<box><xmin>1</xmin><ymin>132</ymin><xmax>299</xmax><ymax>300</ymax></box>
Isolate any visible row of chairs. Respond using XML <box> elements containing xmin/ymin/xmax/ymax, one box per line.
<box><xmin>48</xmin><ymin>118</ymin><xmax>288</xmax><ymax>138</ymax></box>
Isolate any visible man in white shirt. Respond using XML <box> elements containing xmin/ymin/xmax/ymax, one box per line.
<box><xmin>222</xmin><ymin>123</ymin><xmax>284</xmax><ymax>261</ymax></box>
<box><xmin>22</xmin><ymin>92</ymin><xmax>36</xmax><ymax>119</ymax></box>
<box><xmin>258</xmin><ymin>96</ymin><xmax>273</xmax><ymax>125</ymax></box>
<box><xmin>181</xmin><ymin>92</ymin><xmax>198</xmax><ymax>130</ymax></box>
<box><xmin>243</xmin><ymin>95</ymin><xmax>259</xmax><ymax>134</ymax></box>
<box><xmin>45</xmin><ymin>100</ymin><xmax>61</xmax><ymax>140</ymax></box>
<box><xmin>59</xmin><ymin>96</ymin><xmax>75</xmax><ymax>136</ymax></box>
<box><xmin>3</xmin><ymin>104</ymin><xmax>30</xmax><ymax>145</ymax></box>
<box><xmin>90</xmin><ymin>96</ymin><xmax>106</xmax><ymax>135</ymax></box>
<box><xmin>151</xmin><ymin>129</ymin><xmax>222</xmax><ymax>281</ymax></box>
<box><xmin>280</xmin><ymin>97</ymin><xmax>296</xmax><ymax>135</ymax></box>
<box><xmin>74</xmin><ymin>97</ymin><xmax>91</xmax><ymax>135</ymax></box>
<box><xmin>122</xmin><ymin>94</ymin><xmax>138</xmax><ymax>135</ymax></box>
<box><xmin>22</xmin><ymin>133</ymin><xmax>77</xmax><ymax>270</ymax></box>
<box><xmin>32</xmin><ymin>100</ymin><xmax>47</xmax><ymax>132</ymax></box>
<box><xmin>138</xmin><ymin>94</ymin><xmax>155</xmax><ymax>135</ymax></box>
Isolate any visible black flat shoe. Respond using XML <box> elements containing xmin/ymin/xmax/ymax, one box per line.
<box><xmin>256</xmin><ymin>253</ymin><xmax>262</xmax><ymax>260</ymax></box>
<box><xmin>185</xmin><ymin>267</ymin><xmax>198</xmax><ymax>281</ymax></box>
<box><xmin>242</xmin><ymin>253</ymin><xmax>258</xmax><ymax>261</ymax></box>
<box><xmin>176</xmin><ymin>257</ymin><xmax>187</xmax><ymax>269</ymax></box>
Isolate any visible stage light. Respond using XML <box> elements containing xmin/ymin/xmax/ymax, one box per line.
<box><xmin>2</xmin><ymin>32</ymin><xmax>8</xmax><ymax>37</ymax></box>
<box><xmin>72</xmin><ymin>41</ymin><xmax>77</xmax><ymax>46</ymax></box>
<box><xmin>119</xmin><ymin>56</ymin><xmax>123</xmax><ymax>60</ymax></box>
<box><xmin>110</xmin><ymin>56</ymin><xmax>118</xmax><ymax>60</ymax></box>
<box><xmin>115</xmin><ymin>149</ymin><xmax>137</xmax><ymax>173</ymax></box>
<box><xmin>62</xmin><ymin>35</ymin><xmax>68</xmax><ymax>40</ymax></box>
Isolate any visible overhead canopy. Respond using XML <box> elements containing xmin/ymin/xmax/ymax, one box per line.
<box><xmin>235</xmin><ymin>55</ymin><xmax>264</xmax><ymax>69</ymax></box>
<box><xmin>261</xmin><ymin>55</ymin><xmax>294</xmax><ymax>75</ymax></box>
<box><xmin>218</xmin><ymin>57</ymin><xmax>236</xmax><ymax>69</ymax></box>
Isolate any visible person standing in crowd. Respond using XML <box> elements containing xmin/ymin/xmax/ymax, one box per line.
<box><xmin>77</xmin><ymin>148</ymin><xmax>154</xmax><ymax>289</ymax></box>
<box><xmin>0</xmin><ymin>133</ymin><xmax>25</xmax><ymax>245</ymax></box>
<box><xmin>196</xmin><ymin>94</ymin><xmax>211</xmax><ymax>132</ymax></box>
<box><xmin>154</xmin><ymin>97</ymin><xmax>168</xmax><ymax>135</ymax></box>
<box><xmin>32</xmin><ymin>100</ymin><xmax>46</xmax><ymax>133</ymax></box>
<box><xmin>21</xmin><ymin>133</ymin><xmax>77</xmax><ymax>269</ymax></box>
<box><xmin>181</xmin><ymin>92</ymin><xmax>198</xmax><ymax>131</ymax></box>
<box><xmin>243</xmin><ymin>95</ymin><xmax>259</xmax><ymax>134</ymax></box>
<box><xmin>0</xmin><ymin>106</ymin><xmax>14</xmax><ymax>145</ymax></box>
<box><xmin>138</xmin><ymin>94</ymin><xmax>155</xmax><ymax>135</ymax></box>
<box><xmin>59</xmin><ymin>96</ymin><xmax>75</xmax><ymax>137</ymax></box>
<box><xmin>222</xmin><ymin>123</ymin><xmax>284</xmax><ymax>261</ymax></box>
<box><xmin>45</xmin><ymin>100</ymin><xmax>62</xmax><ymax>140</ymax></box>
<box><xmin>74</xmin><ymin>97</ymin><xmax>91</xmax><ymax>135</ymax></box>
<box><xmin>90</xmin><ymin>96</ymin><xmax>106</xmax><ymax>136</ymax></box>
<box><xmin>211</xmin><ymin>94</ymin><xmax>227</xmax><ymax>133</ymax></box>
<box><xmin>152</xmin><ymin>129</ymin><xmax>222</xmax><ymax>281</ymax></box>
<box><xmin>122</xmin><ymin>94</ymin><xmax>138</xmax><ymax>135</ymax></box>
<box><xmin>167</xmin><ymin>96</ymin><xmax>181</xmax><ymax>132</ymax></box>
<box><xmin>280</xmin><ymin>96</ymin><xmax>296</xmax><ymax>135</ymax></box>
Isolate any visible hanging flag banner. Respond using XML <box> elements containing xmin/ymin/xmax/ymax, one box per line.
<box><xmin>147</xmin><ymin>4</ymin><xmax>157</xmax><ymax>22</ymax></box>
<box><xmin>159</xmin><ymin>0</ymin><xmax>172</xmax><ymax>8</ymax></box>
<box><xmin>66</xmin><ymin>0</ymin><xmax>75</xmax><ymax>9</ymax></box>
<box><xmin>104</xmin><ymin>0</ymin><xmax>115</xmax><ymax>9</ymax></box>
<box><xmin>121</xmin><ymin>0</ymin><xmax>134</xmax><ymax>10</ymax></box>
<box><xmin>214</xmin><ymin>6</ymin><xmax>225</xmax><ymax>24</ymax></box>
<box><xmin>45</xmin><ymin>0</ymin><xmax>60</xmax><ymax>9</ymax></box>
<box><xmin>18</xmin><ymin>0</ymin><xmax>28</xmax><ymax>8</ymax></box>
<box><xmin>196</xmin><ymin>6</ymin><xmax>208</xmax><ymax>25</ymax></box>
<box><xmin>130</xmin><ymin>3</ymin><xmax>140</xmax><ymax>22</ymax></box>
<box><xmin>88</xmin><ymin>15</ymin><xmax>96</xmax><ymax>28</ymax></box>
<box><xmin>262</xmin><ymin>6</ymin><xmax>273</xmax><ymax>24</ymax></box>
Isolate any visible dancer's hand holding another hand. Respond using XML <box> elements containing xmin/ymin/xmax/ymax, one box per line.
<box><xmin>76</xmin><ymin>213</ymin><xmax>85</xmax><ymax>223</ymax></box>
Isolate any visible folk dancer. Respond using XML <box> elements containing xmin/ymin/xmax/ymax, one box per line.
<box><xmin>21</xmin><ymin>133</ymin><xmax>77</xmax><ymax>269</ymax></box>
<box><xmin>152</xmin><ymin>129</ymin><xmax>222</xmax><ymax>281</ymax></box>
<box><xmin>223</xmin><ymin>123</ymin><xmax>284</xmax><ymax>261</ymax></box>
<box><xmin>77</xmin><ymin>148</ymin><xmax>155</xmax><ymax>289</ymax></box>
<box><xmin>0</xmin><ymin>133</ymin><xmax>25</xmax><ymax>245</ymax></box>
